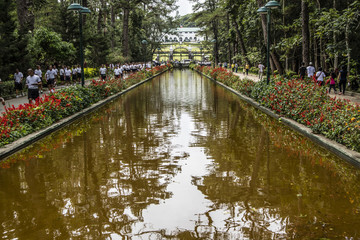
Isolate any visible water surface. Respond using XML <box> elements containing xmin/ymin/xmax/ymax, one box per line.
<box><xmin>1</xmin><ymin>70</ymin><xmax>360</xmax><ymax>239</ymax></box>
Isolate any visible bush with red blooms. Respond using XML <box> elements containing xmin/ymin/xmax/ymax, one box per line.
<box><xmin>195</xmin><ymin>65</ymin><xmax>360</xmax><ymax>152</ymax></box>
<box><xmin>0</xmin><ymin>64</ymin><xmax>170</xmax><ymax>147</ymax></box>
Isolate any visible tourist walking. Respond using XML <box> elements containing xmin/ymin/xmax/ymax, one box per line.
<box><xmin>231</xmin><ymin>63</ymin><xmax>235</xmax><ymax>72</ymax></box>
<box><xmin>298</xmin><ymin>62</ymin><xmax>306</xmax><ymax>80</ymax></box>
<box><xmin>316</xmin><ymin>67</ymin><xmax>326</xmax><ymax>86</ymax></box>
<box><xmin>77</xmin><ymin>65</ymin><xmax>81</xmax><ymax>83</ymax></box>
<box><xmin>99</xmin><ymin>64</ymin><xmax>107</xmax><ymax>80</ymax></box>
<box><xmin>53</xmin><ymin>65</ymin><xmax>58</xmax><ymax>86</ymax></box>
<box><xmin>338</xmin><ymin>65</ymin><xmax>348</xmax><ymax>95</ymax></box>
<box><xmin>307</xmin><ymin>62</ymin><xmax>316</xmax><ymax>78</ymax></box>
<box><xmin>14</xmin><ymin>69</ymin><xmax>23</xmax><ymax>97</ymax></box>
<box><xmin>26</xmin><ymin>69</ymin><xmax>42</xmax><ymax>104</ymax></box>
<box><xmin>329</xmin><ymin>72</ymin><xmax>337</xmax><ymax>94</ymax></box>
<box><xmin>59</xmin><ymin>66</ymin><xmax>65</xmax><ymax>83</ymax></box>
<box><xmin>65</xmin><ymin>66</ymin><xmax>72</xmax><ymax>86</ymax></box>
<box><xmin>72</xmin><ymin>66</ymin><xmax>77</xmax><ymax>84</ymax></box>
<box><xmin>258</xmin><ymin>63</ymin><xmax>265</xmax><ymax>80</ymax></box>
<box><xmin>245</xmin><ymin>63</ymin><xmax>250</xmax><ymax>75</ymax></box>
<box><xmin>34</xmin><ymin>65</ymin><xmax>43</xmax><ymax>94</ymax></box>
<box><xmin>114</xmin><ymin>65</ymin><xmax>121</xmax><ymax>79</ymax></box>
<box><xmin>235</xmin><ymin>63</ymin><xmax>238</xmax><ymax>73</ymax></box>
<box><xmin>45</xmin><ymin>65</ymin><xmax>56</xmax><ymax>91</ymax></box>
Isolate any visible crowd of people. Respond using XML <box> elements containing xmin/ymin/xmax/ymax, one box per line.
<box><xmin>299</xmin><ymin>62</ymin><xmax>349</xmax><ymax>95</ymax></box>
<box><xmin>4</xmin><ymin>62</ymin><xmax>155</xmax><ymax>105</ymax></box>
<box><xmin>217</xmin><ymin>61</ymin><xmax>349</xmax><ymax>95</ymax></box>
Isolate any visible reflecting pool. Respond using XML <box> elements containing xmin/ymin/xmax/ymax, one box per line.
<box><xmin>1</xmin><ymin>70</ymin><xmax>360</xmax><ymax>239</ymax></box>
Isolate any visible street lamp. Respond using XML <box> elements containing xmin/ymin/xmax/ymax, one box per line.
<box><xmin>211</xmin><ymin>39</ymin><xmax>216</xmax><ymax>67</ymax></box>
<box><xmin>169</xmin><ymin>46</ymin><xmax>173</xmax><ymax>61</ymax></box>
<box><xmin>179</xmin><ymin>42</ymin><xmax>182</xmax><ymax>62</ymax></box>
<box><xmin>200</xmin><ymin>47</ymin><xmax>203</xmax><ymax>62</ymax></box>
<box><xmin>142</xmin><ymin>39</ymin><xmax>148</xmax><ymax>67</ymax></box>
<box><xmin>188</xmin><ymin>46</ymin><xmax>192</xmax><ymax>60</ymax></box>
<box><xmin>68</xmin><ymin>2</ymin><xmax>91</xmax><ymax>87</ymax></box>
<box><xmin>257</xmin><ymin>0</ymin><xmax>280</xmax><ymax>85</ymax></box>
<box><xmin>157</xmin><ymin>47</ymin><xmax>161</xmax><ymax>62</ymax></box>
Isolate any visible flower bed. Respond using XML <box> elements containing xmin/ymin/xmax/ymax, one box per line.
<box><xmin>194</xmin><ymin>65</ymin><xmax>360</xmax><ymax>152</ymax></box>
<box><xmin>0</xmin><ymin>64</ymin><xmax>171</xmax><ymax>147</ymax></box>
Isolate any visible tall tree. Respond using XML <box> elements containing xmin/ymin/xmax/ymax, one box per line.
<box><xmin>301</xmin><ymin>0</ymin><xmax>310</xmax><ymax>65</ymax></box>
<box><xmin>16</xmin><ymin>0</ymin><xmax>35</xmax><ymax>34</ymax></box>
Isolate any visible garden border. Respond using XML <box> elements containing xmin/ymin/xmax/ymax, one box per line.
<box><xmin>0</xmin><ymin>70</ymin><xmax>168</xmax><ymax>160</ymax></box>
<box><xmin>195</xmin><ymin>69</ymin><xmax>360</xmax><ymax>167</ymax></box>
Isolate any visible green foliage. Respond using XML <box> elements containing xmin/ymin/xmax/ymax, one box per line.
<box><xmin>27</xmin><ymin>27</ymin><xmax>76</xmax><ymax>66</ymax></box>
<box><xmin>0</xmin><ymin>0</ymin><xmax>21</xmax><ymax>81</ymax></box>
<box><xmin>196</xmin><ymin>65</ymin><xmax>360</xmax><ymax>152</ymax></box>
<box><xmin>0</xmin><ymin>65</ymin><xmax>170</xmax><ymax>146</ymax></box>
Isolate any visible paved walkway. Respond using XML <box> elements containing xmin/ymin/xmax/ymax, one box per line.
<box><xmin>0</xmin><ymin>71</ymin><xmax>144</xmax><ymax>114</ymax></box>
<box><xmin>232</xmin><ymin>71</ymin><xmax>360</xmax><ymax>105</ymax></box>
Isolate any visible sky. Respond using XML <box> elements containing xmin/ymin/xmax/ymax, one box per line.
<box><xmin>175</xmin><ymin>0</ymin><xmax>195</xmax><ymax>16</ymax></box>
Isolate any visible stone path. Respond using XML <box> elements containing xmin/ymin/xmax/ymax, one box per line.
<box><xmin>232</xmin><ymin>71</ymin><xmax>360</xmax><ymax>105</ymax></box>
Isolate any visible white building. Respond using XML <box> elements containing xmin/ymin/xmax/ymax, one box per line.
<box><xmin>162</xmin><ymin>27</ymin><xmax>205</xmax><ymax>43</ymax></box>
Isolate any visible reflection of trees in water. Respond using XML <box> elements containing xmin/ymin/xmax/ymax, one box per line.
<box><xmin>189</xmin><ymin>83</ymin><xmax>360</xmax><ymax>239</ymax></box>
<box><xmin>0</xmin><ymin>77</ymin><xmax>184</xmax><ymax>239</ymax></box>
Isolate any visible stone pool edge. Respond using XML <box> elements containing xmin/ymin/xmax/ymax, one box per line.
<box><xmin>0</xmin><ymin>70</ymin><xmax>168</xmax><ymax>160</ymax></box>
<box><xmin>195</xmin><ymin>69</ymin><xmax>360</xmax><ymax>167</ymax></box>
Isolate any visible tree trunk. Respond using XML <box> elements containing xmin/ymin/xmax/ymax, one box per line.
<box><xmin>232</xmin><ymin>19</ymin><xmax>249</xmax><ymax>64</ymax></box>
<box><xmin>257</xmin><ymin>0</ymin><xmax>284</xmax><ymax>74</ymax></box>
<box><xmin>345</xmin><ymin>22</ymin><xmax>350</xmax><ymax>72</ymax></box>
<box><xmin>122</xmin><ymin>7</ymin><xmax>130</xmax><ymax>58</ymax></box>
<box><xmin>16</xmin><ymin>0</ymin><xmax>34</xmax><ymax>34</ymax></box>
<box><xmin>333</xmin><ymin>0</ymin><xmax>338</xmax><ymax>69</ymax></box>
<box><xmin>82</xmin><ymin>0</ymin><xmax>88</xmax><ymax>25</ymax></box>
<box><xmin>226</xmin><ymin>15</ymin><xmax>232</xmax><ymax>64</ymax></box>
<box><xmin>301</xmin><ymin>0</ymin><xmax>310</xmax><ymax>66</ymax></box>
<box><xmin>314</xmin><ymin>37</ymin><xmax>319</xmax><ymax>70</ymax></box>
<box><xmin>111</xmin><ymin>6</ymin><xmax>116</xmax><ymax>50</ymax></box>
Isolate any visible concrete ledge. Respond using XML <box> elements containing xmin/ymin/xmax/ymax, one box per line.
<box><xmin>0</xmin><ymin>70</ymin><xmax>168</xmax><ymax>160</ymax></box>
<box><xmin>195</xmin><ymin>69</ymin><xmax>360</xmax><ymax>167</ymax></box>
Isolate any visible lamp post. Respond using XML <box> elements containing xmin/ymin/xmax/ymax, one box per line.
<box><xmin>200</xmin><ymin>47</ymin><xmax>203</xmax><ymax>62</ymax></box>
<box><xmin>188</xmin><ymin>46</ymin><xmax>192</xmax><ymax>60</ymax></box>
<box><xmin>179</xmin><ymin>42</ymin><xmax>182</xmax><ymax>62</ymax></box>
<box><xmin>142</xmin><ymin>40</ymin><xmax>148</xmax><ymax>67</ymax></box>
<box><xmin>257</xmin><ymin>0</ymin><xmax>280</xmax><ymax>85</ymax></box>
<box><xmin>68</xmin><ymin>2</ymin><xmax>91</xmax><ymax>87</ymax></box>
<box><xmin>211</xmin><ymin>39</ymin><xmax>216</xmax><ymax>67</ymax></box>
<box><xmin>169</xmin><ymin>46</ymin><xmax>173</xmax><ymax>61</ymax></box>
<box><xmin>157</xmin><ymin>47</ymin><xmax>161</xmax><ymax>63</ymax></box>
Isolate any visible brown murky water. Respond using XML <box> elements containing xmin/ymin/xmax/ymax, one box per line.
<box><xmin>1</xmin><ymin>70</ymin><xmax>360</xmax><ymax>240</ymax></box>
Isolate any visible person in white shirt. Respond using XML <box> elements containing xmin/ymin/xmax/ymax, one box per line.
<box><xmin>258</xmin><ymin>63</ymin><xmax>265</xmax><ymax>80</ymax></box>
<box><xmin>26</xmin><ymin>69</ymin><xmax>42</xmax><ymax>103</ymax></box>
<box><xmin>34</xmin><ymin>65</ymin><xmax>43</xmax><ymax>93</ymax></box>
<box><xmin>59</xmin><ymin>66</ymin><xmax>65</xmax><ymax>83</ymax></box>
<box><xmin>307</xmin><ymin>62</ymin><xmax>316</xmax><ymax>78</ymax></box>
<box><xmin>14</xmin><ymin>69</ymin><xmax>24</xmax><ymax>97</ymax></box>
<box><xmin>53</xmin><ymin>65</ymin><xmax>58</xmax><ymax>86</ymax></box>
<box><xmin>316</xmin><ymin>67</ymin><xmax>326</xmax><ymax>86</ymax></box>
<box><xmin>65</xmin><ymin>66</ymin><xmax>72</xmax><ymax>85</ymax></box>
<box><xmin>114</xmin><ymin>66</ymin><xmax>121</xmax><ymax>79</ymax></box>
<box><xmin>72</xmin><ymin>66</ymin><xmax>77</xmax><ymax>84</ymax></box>
<box><xmin>46</xmin><ymin>65</ymin><xmax>56</xmax><ymax>90</ymax></box>
<box><xmin>99</xmin><ymin>64</ymin><xmax>107</xmax><ymax>80</ymax></box>
<box><xmin>76</xmin><ymin>65</ymin><xmax>81</xmax><ymax>83</ymax></box>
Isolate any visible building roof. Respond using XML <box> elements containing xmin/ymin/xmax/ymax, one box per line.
<box><xmin>171</xmin><ymin>27</ymin><xmax>202</xmax><ymax>33</ymax></box>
